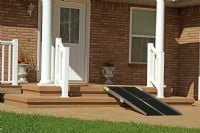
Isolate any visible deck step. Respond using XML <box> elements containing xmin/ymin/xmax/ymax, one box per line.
<box><xmin>22</xmin><ymin>83</ymin><xmax>107</xmax><ymax>96</ymax></box>
<box><xmin>0</xmin><ymin>85</ymin><xmax>22</xmax><ymax>94</ymax></box>
<box><xmin>3</xmin><ymin>84</ymin><xmax>195</xmax><ymax>108</ymax></box>
<box><xmin>4</xmin><ymin>94</ymin><xmax>119</xmax><ymax>108</ymax></box>
<box><xmin>159</xmin><ymin>97</ymin><xmax>195</xmax><ymax>105</ymax></box>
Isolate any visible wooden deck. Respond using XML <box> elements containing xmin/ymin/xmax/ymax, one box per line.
<box><xmin>1</xmin><ymin>83</ymin><xmax>195</xmax><ymax>108</ymax></box>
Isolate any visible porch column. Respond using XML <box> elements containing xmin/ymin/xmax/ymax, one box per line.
<box><xmin>198</xmin><ymin>46</ymin><xmax>200</xmax><ymax>100</ymax></box>
<box><xmin>156</xmin><ymin>0</ymin><xmax>165</xmax><ymax>52</ymax></box>
<box><xmin>156</xmin><ymin>0</ymin><xmax>165</xmax><ymax>98</ymax></box>
<box><xmin>39</xmin><ymin>0</ymin><xmax>53</xmax><ymax>84</ymax></box>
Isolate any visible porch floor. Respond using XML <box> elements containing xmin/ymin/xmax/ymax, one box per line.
<box><xmin>1</xmin><ymin>83</ymin><xmax>195</xmax><ymax>108</ymax></box>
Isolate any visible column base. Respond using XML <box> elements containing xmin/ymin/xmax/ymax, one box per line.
<box><xmin>38</xmin><ymin>80</ymin><xmax>54</xmax><ymax>86</ymax></box>
<box><xmin>60</xmin><ymin>95</ymin><xmax>69</xmax><ymax>98</ymax></box>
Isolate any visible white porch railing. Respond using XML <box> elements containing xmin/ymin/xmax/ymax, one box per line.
<box><xmin>55</xmin><ymin>38</ymin><xmax>70</xmax><ymax>98</ymax></box>
<box><xmin>147</xmin><ymin>43</ymin><xmax>165</xmax><ymax>98</ymax></box>
<box><xmin>0</xmin><ymin>39</ymin><xmax>18</xmax><ymax>85</ymax></box>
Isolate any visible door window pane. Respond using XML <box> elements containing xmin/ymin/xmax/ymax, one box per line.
<box><xmin>60</xmin><ymin>8</ymin><xmax>80</xmax><ymax>43</ymax></box>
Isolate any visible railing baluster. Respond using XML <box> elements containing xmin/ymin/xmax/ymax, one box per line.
<box><xmin>59</xmin><ymin>47</ymin><xmax>62</xmax><ymax>80</ymax></box>
<box><xmin>8</xmin><ymin>45</ymin><xmax>11</xmax><ymax>82</ymax></box>
<box><xmin>1</xmin><ymin>45</ymin><xmax>5</xmax><ymax>82</ymax></box>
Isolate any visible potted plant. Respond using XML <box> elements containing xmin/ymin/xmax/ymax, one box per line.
<box><xmin>101</xmin><ymin>58</ymin><xmax>116</xmax><ymax>84</ymax></box>
<box><xmin>18</xmin><ymin>47</ymin><xmax>31</xmax><ymax>83</ymax></box>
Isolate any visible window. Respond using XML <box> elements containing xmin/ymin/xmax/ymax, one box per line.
<box><xmin>60</xmin><ymin>8</ymin><xmax>80</xmax><ymax>44</ymax></box>
<box><xmin>129</xmin><ymin>8</ymin><xmax>156</xmax><ymax>63</ymax></box>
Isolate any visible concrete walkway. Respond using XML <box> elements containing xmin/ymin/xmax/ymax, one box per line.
<box><xmin>1</xmin><ymin>102</ymin><xmax>200</xmax><ymax>129</ymax></box>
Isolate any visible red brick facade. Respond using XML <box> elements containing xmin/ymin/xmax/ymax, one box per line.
<box><xmin>177</xmin><ymin>6</ymin><xmax>200</xmax><ymax>99</ymax></box>
<box><xmin>90</xmin><ymin>1</ymin><xmax>154</xmax><ymax>85</ymax></box>
<box><xmin>90</xmin><ymin>1</ymin><xmax>200</xmax><ymax>99</ymax></box>
<box><xmin>164</xmin><ymin>8</ymin><xmax>180</xmax><ymax>96</ymax></box>
<box><xmin>0</xmin><ymin>0</ymin><xmax>38</xmax><ymax>81</ymax></box>
<box><xmin>0</xmin><ymin>0</ymin><xmax>199</xmax><ymax>99</ymax></box>
<box><xmin>164</xmin><ymin>7</ymin><xmax>200</xmax><ymax>98</ymax></box>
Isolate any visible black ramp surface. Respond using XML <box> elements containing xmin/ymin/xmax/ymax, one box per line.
<box><xmin>107</xmin><ymin>86</ymin><xmax>181</xmax><ymax>116</ymax></box>
<box><xmin>107</xmin><ymin>87</ymin><xmax>163</xmax><ymax>116</ymax></box>
<box><xmin>123</xmin><ymin>87</ymin><xmax>181</xmax><ymax>115</ymax></box>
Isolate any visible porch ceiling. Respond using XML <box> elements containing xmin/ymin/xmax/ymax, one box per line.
<box><xmin>102</xmin><ymin>0</ymin><xmax>200</xmax><ymax>8</ymax></box>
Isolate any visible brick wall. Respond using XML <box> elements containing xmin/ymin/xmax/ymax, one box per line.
<box><xmin>90</xmin><ymin>1</ymin><xmax>199</xmax><ymax>99</ymax></box>
<box><xmin>1</xmin><ymin>0</ymin><xmax>199</xmax><ymax>99</ymax></box>
<box><xmin>89</xmin><ymin>0</ymin><xmax>182</xmax><ymax>90</ymax></box>
<box><xmin>176</xmin><ymin>6</ymin><xmax>200</xmax><ymax>98</ymax></box>
<box><xmin>0</xmin><ymin>0</ymin><xmax>38</xmax><ymax>82</ymax></box>
<box><xmin>164</xmin><ymin>8</ymin><xmax>180</xmax><ymax>95</ymax></box>
<box><xmin>90</xmin><ymin>0</ymin><xmax>154</xmax><ymax>85</ymax></box>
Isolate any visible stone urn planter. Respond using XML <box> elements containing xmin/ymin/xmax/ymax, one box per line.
<box><xmin>18</xmin><ymin>63</ymin><xmax>30</xmax><ymax>83</ymax></box>
<box><xmin>102</xmin><ymin>67</ymin><xmax>116</xmax><ymax>84</ymax></box>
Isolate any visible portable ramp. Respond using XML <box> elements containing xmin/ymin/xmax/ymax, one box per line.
<box><xmin>104</xmin><ymin>86</ymin><xmax>181</xmax><ymax>116</ymax></box>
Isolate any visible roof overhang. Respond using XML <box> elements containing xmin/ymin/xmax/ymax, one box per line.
<box><xmin>102</xmin><ymin>0</ymin><xmax>200</xmax><ymax>8</ymax></box>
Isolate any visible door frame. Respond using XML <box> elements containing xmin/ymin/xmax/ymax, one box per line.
<box><xmin>37</xmin><ymin>0</ymin><xmax>90</xmax><ymax>82</ymax></box>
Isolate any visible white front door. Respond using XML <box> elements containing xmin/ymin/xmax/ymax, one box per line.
<box><xmin>54</xmin><ymin>1</ymin><xmax>87</xmax><ymax>82</ymax></box>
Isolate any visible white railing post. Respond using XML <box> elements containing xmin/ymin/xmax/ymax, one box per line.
<box><xmin>147</xmin><ymin>43</ymin><xmax>154</xmax><ymax>87</ymax></box>
<box><xmin>55</xmin><ymin>38</ymin><xmax>70</xmax><ymax>98</ymax></box>
<box><xmin>12</xmin><ymin>39</ymin><xmax>18</xmax><ymax>86</ymax></box>
<box><xmin>54</xmin><ymin>38</ymin><xmax>60</xmax><ymax>86</ymax></box>
<box><xmin>61</xmin><ymin>46</ymin><xmax>69</xmax><ymax>98</ymax></box>
<box><xmin>156</xmin><ymin>52</ymin><xmax>165</xmax><ymax>98</ymax></box>
<box><xmin>147</xmin><ymin>42</ymin><xmax>165</xmax><ymax>98</ymax></box>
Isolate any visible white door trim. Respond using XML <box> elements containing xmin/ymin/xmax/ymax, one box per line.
<box><xmin>37</xmin><ymin>0</ymin><xmax>42</xmax><ymax>82</ymax></box>
<box><xmin>85</xmin><ymin>1</ymin><xmax>91</xmax><ymax>83</ymax></box>
<box><xmin>37</xmin><ymin>0</ymin><xmax>90</xmax><ymax>83</ymax></box>
<box><xmin>53</xmin><ymin>0</ymin><xmax>90</xmax><ymax>83</ymax></box>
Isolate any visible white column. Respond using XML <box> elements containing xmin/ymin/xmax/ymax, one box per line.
<box><xmin>39</xmin><ymin>0</ymin><xmax>53</xmax><ymax>84</ymax></box>
<box><xmin>156</xmin><ymin>0</ymin><xmax>165</xmax><ymax>52</ymax></box>
<box><xmin>198</xmin><ymin>45</ymin><xmax>200</xmax><ymax>100</ymax></box>
<box><xmin>156</xmin><ymin>0</ymin><xmax>165</xmax><ymax>98</ymax></box>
